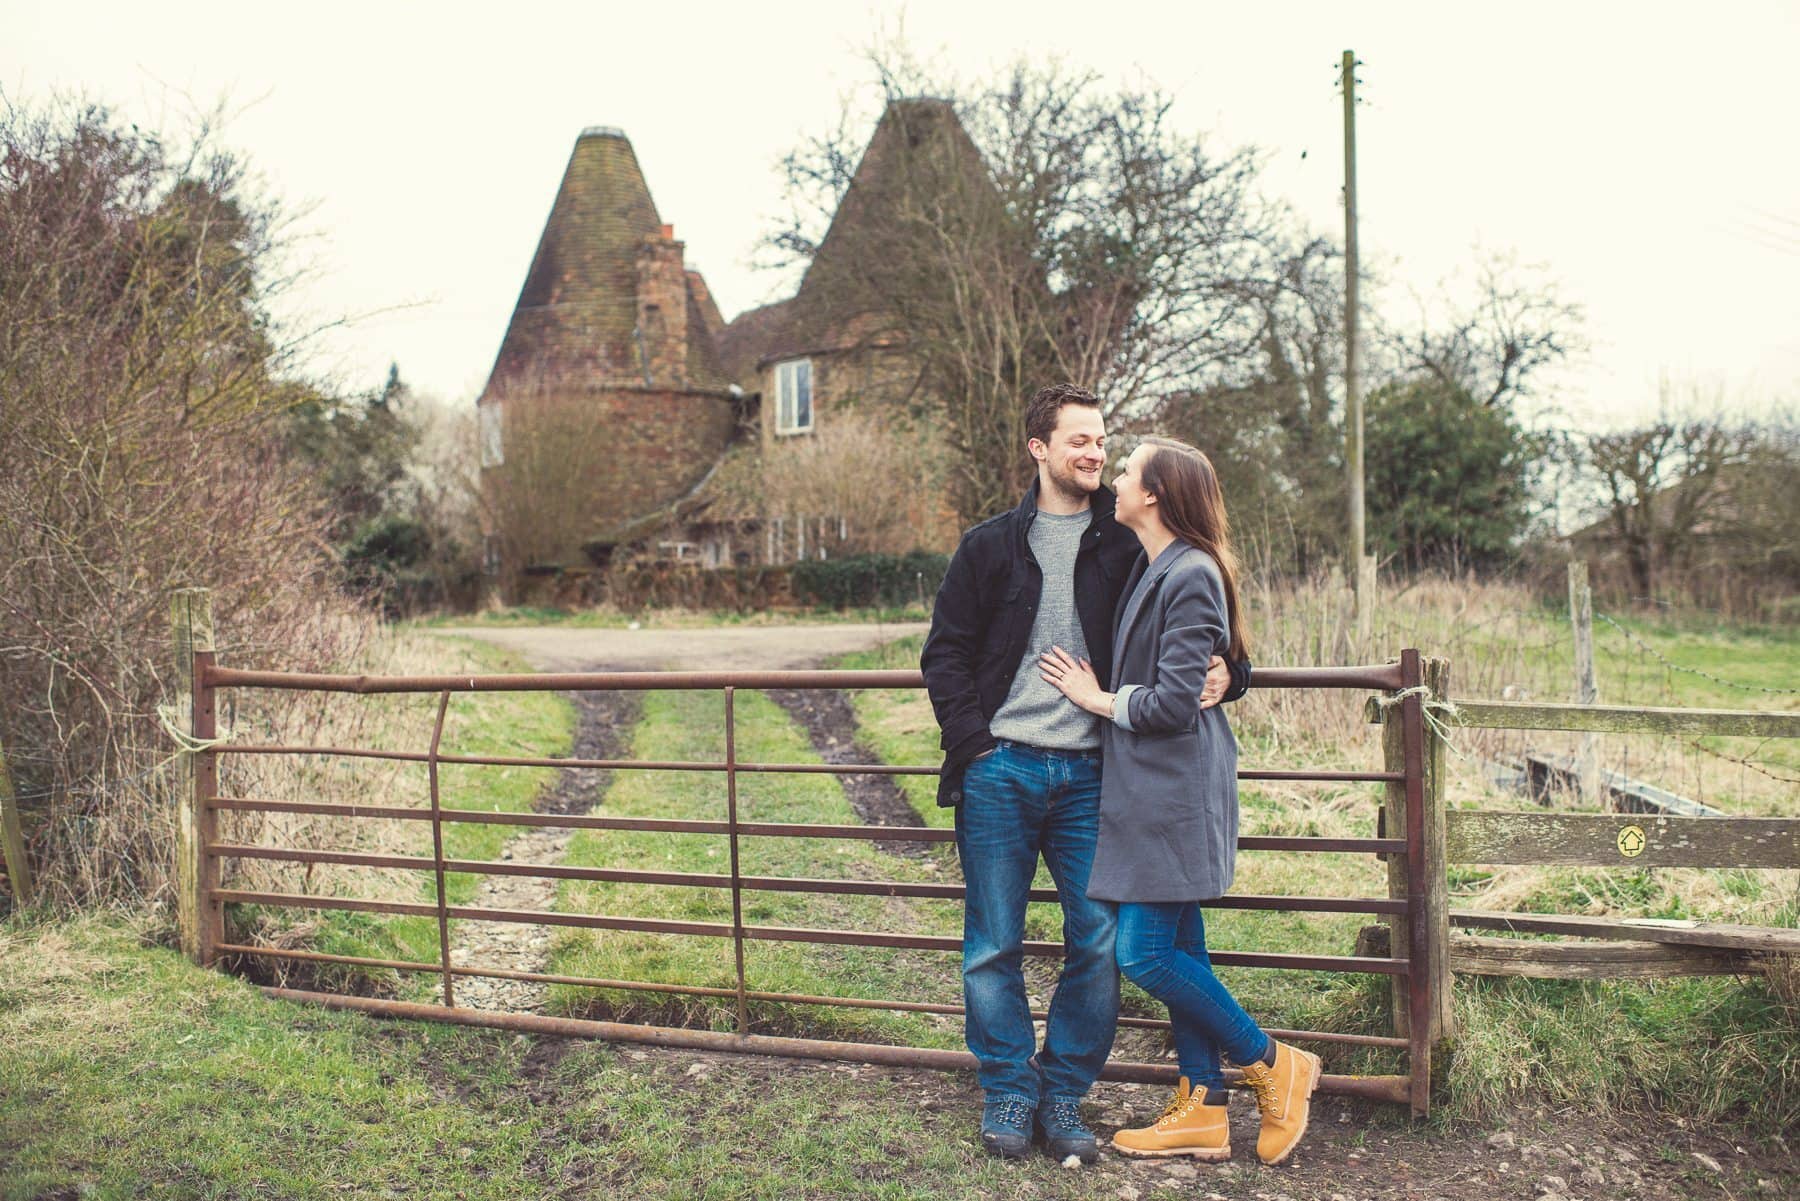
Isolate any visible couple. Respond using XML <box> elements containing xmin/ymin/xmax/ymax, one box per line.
<box><xmin>921</xmin><ymin>383</ymin><xmax>1321</xmax><ymax>1168</ymax></box>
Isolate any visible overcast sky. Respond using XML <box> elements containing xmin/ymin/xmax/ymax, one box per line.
<box><xmin>8</xmin><ymin>1</ymin><xmax>1797</xmax><ymax>431</ymax></box>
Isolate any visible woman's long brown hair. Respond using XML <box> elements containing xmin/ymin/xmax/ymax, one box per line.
<box><xmin>1138</xmin><ymin>436</ymin><xmax>1249</xmax><ymax>661</ymax></box>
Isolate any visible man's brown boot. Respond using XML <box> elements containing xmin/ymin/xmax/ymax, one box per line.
<box><xmin>1238</xmin><ymin>1040</ymin><xmax>1322</xmax><ymax>1165</ymax></box>
<box><xmin>1109</xmin><ymin>1077</ymin><xmax>1230</xmax><ymax>1161</ymax></box>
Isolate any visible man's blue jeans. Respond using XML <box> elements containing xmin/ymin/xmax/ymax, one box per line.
<box><xmin>1115</xmin><ymin>901</ymin><xmax>1270</xmax><ymax>1090</ymax></box>
<box><xmin>955</xmin><ymin>741</ymin><xmax>1118</xmax><ymax>1105</ymax></box>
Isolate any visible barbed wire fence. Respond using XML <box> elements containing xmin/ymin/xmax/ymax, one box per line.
<box><xmin>1594</xmin><ymin>611</ymin><xmax>1800</xmax><ymax>697</ymax></box>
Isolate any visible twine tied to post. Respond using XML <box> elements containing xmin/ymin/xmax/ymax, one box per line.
<box><xmin>1371</xmin><ymin>684</ymin><xmax>1469</xmax><ymax>761</ymax></box>
<box><xmin>156</xmin><ymin>702</ymin><xmax>234</xmax><ymax>756</ymax></box>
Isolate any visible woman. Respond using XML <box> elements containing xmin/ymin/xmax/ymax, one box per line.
<box><xmin>1038</xmin><ymin>436</ymin><xmax>1321</xmax><ymax>1166</ymax></box>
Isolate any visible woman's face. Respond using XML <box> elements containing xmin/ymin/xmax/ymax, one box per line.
<box><xmin>1112</xmin><ymin>444</ymin><xmax>1157</xmax><ymax>528</ymax></box>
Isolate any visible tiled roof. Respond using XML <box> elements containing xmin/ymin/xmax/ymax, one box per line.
<box><xmin>718</xmin><ymin>99</ymin><xmax>994</xmax><ymax>383</ymax></box>
<box><xmin>717</xmin><ymin>297</ymin><xmax>799</xmax><ymax>385</ymax></box>
<box><xmin>483</xmin><ymin>129</ymin><xmax>729</xmax><ymax>395</ymax></box>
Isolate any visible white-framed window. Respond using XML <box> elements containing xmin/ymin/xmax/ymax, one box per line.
<box><xmin>479</xmin><ymin>401</ymin><xmax>504</xmax><ymax>467</ymax></box>
<box><xmin>774</xmin><ymin>358</ymin><xmax>813</xmax><ymax>434</ymax></box>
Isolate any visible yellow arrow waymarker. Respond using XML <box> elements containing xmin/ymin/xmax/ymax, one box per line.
<box><xmin>1617</xmin><ymin>825</ymin><xmax>1647</xmax><ymax>858</ymax></box>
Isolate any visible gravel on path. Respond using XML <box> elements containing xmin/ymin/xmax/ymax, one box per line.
<box><xmin>449</xmin><ymin>689</ymin><xmax>640</xmax><ymax>1012</ymax></box>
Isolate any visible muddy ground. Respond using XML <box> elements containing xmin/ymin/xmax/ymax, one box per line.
<box><xmin>401</xmin><ymin>1031</ymin><xmax>1795</xmax><ymax>1200</ymax></box>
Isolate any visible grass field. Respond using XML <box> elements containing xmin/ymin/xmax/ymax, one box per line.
<box><xmin>4</xmin><ymin>591</ymin><xmax>1795</xmax><ymax>1195</ymax></box>
<box><xmin>543</xmin><ymin>687</ymin><xmax>967</xmax><ymax>1046</ymax></box>
<box><xmin>6</xmin><ymin>916</ymin><xmax>1146</xmax><ymax>1201</ymax></box>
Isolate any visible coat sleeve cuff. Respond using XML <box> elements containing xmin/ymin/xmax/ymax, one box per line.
<box><xmin>1112</xmin><ymin>684</ymin><xmax>1140</xmax><ymax>731</ymax></box>
<box><xmin>946</xmin><ymin>727</ymin><xmax>997</xmax><ymax>769</ymax></box>
<box><xmin>1223</xmin><ymin>657</ymin><xmax>1252</xmax><ymax>703</ymax></box>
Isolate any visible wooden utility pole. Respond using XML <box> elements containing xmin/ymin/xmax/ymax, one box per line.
<box><xmin>1568</xmin><ymin>560</ymin><xmax>1602</xmax><ymax>804</ymax></box>
<box><xmin>1342</xmin><ymin>50</ymin><xmax>1373</xmax><ymax>622</ymax></box>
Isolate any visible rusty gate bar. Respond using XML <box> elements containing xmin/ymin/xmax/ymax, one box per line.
<box><xmin>207</xmin><ymin>797</ymin><xmax>1402</xmax><ymax>855</ymax></box>
<box><xmin>724</xmin><ymin>687</ymin><xmax>750</xmax><ymax>1033</ymax></box>
<box><xmin>195</xmin><ymin>657</ymin><xmax>1432</xmax><ymax>1112</ymax></box>
<box><xmin>204</xmin><ymin>664</ymin><xmax>1407</xmax><ymax>694</ymax></box>
<box><xmin>262</xmin><ymin>988</ymin><xmax>1414</xmax><ymax>1104</ymax></box>
<box><xmin>213</xmin><ymin>743</ymin><xmax>1404</xmax><ymax>785</ymax></box>
<box><xmin>220</xmin><ymin>941</ymin><xmax>1412</xmax><ymax>1049</ymax></box>
<box><xmin>206</xmin><ymin>844</ymin><xmax>1410</xmax><ymax>913</ymax></box>
<box><xmin>426</xmin><ymin>692</ymin><xmax>455</xmax><ymax>1007</ymax></box>
<box><xmin>210</xmin><ymin>887</ymin><xmax>1407</xmax><ymax>974</ymax></box>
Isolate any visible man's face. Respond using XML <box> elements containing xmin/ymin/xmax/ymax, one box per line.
<box><xmin>1031</xmin><ymin>404</ymin><xmax>1107</xmax><ymax>502</ymax></box>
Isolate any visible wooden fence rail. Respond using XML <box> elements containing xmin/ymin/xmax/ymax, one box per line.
<box><xmin>1365</xmin><ymin>690</ymin><xmax>1797</xmax><ymax>984</ymax></box>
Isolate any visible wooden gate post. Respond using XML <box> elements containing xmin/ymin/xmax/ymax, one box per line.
<box><xmin>0</xmin><ymin>732</ymin><xmax>33</xmax><ymax>905</ymax></box>
<box><xmin>1381</xmin><ymin>652</ymin><xmax>1455</xmax><ymax>1046</ymax></box>
<box><xmin>173</xmin><ymin>589</ymin><xmax>221</xmax><ymax>965</ymax></box>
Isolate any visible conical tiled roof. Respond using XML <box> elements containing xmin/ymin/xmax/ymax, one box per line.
<box><xmin>797</xmin><ymin>98</ymin><xmax>989</xmax><ymax>315</ymax></box>
<box><xmin>719</xmin><ymin>98</ymin><xmax>997</xmax><ymax>377</ymax></box>
<box><xmin>484</xmin><ymin>128</ymin><xmax>729</xmax><ymax>393</ymax></box>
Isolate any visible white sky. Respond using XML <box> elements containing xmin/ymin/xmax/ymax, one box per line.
<box><xmin>8</xmin><ymin>1</ymin><xmax>1797</xmax><ymax>432</ymax></box>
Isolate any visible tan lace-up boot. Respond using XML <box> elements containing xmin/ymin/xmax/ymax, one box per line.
<box><xmin>1109</xmin><ymin>1076</ymin><xmax>1231</xmax><ymax>1161</ymax></box>
<box><xmin>1238</xmin><ymin>1040</ymin><xmax>1322</xmax><ymax>1165</ymax></box>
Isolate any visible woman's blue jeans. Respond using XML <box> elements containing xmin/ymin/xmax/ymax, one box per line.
<box><xmin>1115</xmin><ymin>901</ymin><xmax>1270</xmax><ymax>1090</ymax></box>
<box><xmin>955</xmin><ymin>742</ymin><xmax>1119</xmax><ymax>1105</ymax></box>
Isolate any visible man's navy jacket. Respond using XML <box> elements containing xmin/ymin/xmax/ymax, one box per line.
<box><xmin>920</xmin><ymin>481</ymin><xmax>1251</xmax><ymax>807</ymax></box>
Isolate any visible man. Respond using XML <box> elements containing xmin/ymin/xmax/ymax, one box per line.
<box><xmin>921</xmin><ymin>383</ymin><xmax>1250</xmax><ymax>1163</ymax></box>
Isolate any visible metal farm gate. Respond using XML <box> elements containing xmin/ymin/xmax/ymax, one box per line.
<box><xmin>170</xmin><ymin>598</ymin><xmax>1445</xmax><ymax>1116</ymax></box>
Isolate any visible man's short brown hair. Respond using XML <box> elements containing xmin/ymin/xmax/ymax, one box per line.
<box><xmin>1024</xmin><ymin>383</ymin><xmax>1101</xmax><ymax>446</ymax></box>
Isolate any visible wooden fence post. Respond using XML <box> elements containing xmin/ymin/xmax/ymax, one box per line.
<box><xmin>173</xmin><ymin>588</ymin><xmax>220</xmax><ymax>965</ymax></box>
<box><xmin>0</xmin><ymin>732</ymin><xmax>33</xmax><ymax>905</ymax></box>
<box><xmin>1568</xmin><ymin>560</ymin><xmax>1601</xmax><ymax>804</ymax></box>
<box><xmin>1355</xmin><ymin>553</ymin><xmax>1378</xmax><ymax>643</ymax></box>
<box><xmin>1382</xmin><ymin>653</ymin><xmax>1455</xmax><ymax>1044</ymax></box>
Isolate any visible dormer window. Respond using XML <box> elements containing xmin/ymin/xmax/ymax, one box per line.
<box><xmin>775</xmin><ymin>358</ymin><xmax>813</xmax><ymax>434</ymax></box>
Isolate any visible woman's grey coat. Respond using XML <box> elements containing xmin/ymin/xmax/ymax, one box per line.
<box><xmin>1085</xmin><ymin>542</ymin><xmax>1240</xmax><ymax>904</ymax></box>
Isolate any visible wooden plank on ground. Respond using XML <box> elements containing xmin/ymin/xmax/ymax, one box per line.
<box><xmin>1445</xmin><ymin>811</ymin><xmax>1797</xmax><ymax>869</ymax></box>
<box><xmin>1446</xmin><ymin>701</ymin><xmax>1799</xmax><ymax>739</ymax></box>
<box><xmin>1450</xmin><ymin>909</ymin><xmax>1800</xmax><ymax>954</ymax></box>
<box><xmin>1449</xmin><ymin>932</ymin><xmax>1758</xmax><ymax>980</ymax></box>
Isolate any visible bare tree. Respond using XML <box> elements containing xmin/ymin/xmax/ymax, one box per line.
<box><xmin>477</xmin><ymin>375</ymin><xmax>620</xmax><ymax>580</ymax></box>
<box><xmin>1584</xmin><ymin>394</ymin><xmax>1763</xmax><ymax>598</ymax></box>
<box><xmin>749</xmin><ymin>410</ymin><xmax>952</xmax><ymax>559</ymax></box>
<box><xmin>1150</xmin><ymin>228</ymin><xmax>1350</xmax><ymax>572</ymax></box>
<box><xmin>401</xmin><ymin>395</ymin><xmax>486</xmax><ymax>604</ymax></box>
<box><xmin>1382</xmin><ymin>251</ymin><xmax>1585</xmax><ymax>411</ymax></box>
<box><xmin>0</xmin><ymin>97</ymin><xmax>359</xmax><ymax>903</ymax></box>
<box><xmin>772</xmin><ymin>56</ymin><xmax>1272</xmax><ymax>523</ymax></box>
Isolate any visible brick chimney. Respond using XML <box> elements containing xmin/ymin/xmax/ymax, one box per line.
<box><xmin>636</xmin><ymin>223</ymin><xmax>688</xmax><ymax>386</ymax></box>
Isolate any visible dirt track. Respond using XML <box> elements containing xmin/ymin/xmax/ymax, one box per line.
<box><xmin>431</xmin><ymin>621</ymin><xmax>930</xmax><ymax>673</ymax></box>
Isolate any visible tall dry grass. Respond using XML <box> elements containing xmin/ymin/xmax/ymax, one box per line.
<box><xmin>212</xmin><ymin>627</ymin><xmax>509</xmax><ymax>908</ymax></box>
<box><xmin>1231</xmin><ymin>568</ymin><xmax>1563</xmax><ymax>754</ymax></box>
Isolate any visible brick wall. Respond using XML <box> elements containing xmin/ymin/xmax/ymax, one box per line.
<box><xmin>483</xmin><ymin>382</ymin><xmax>737</xmax><ymax>575</ymax></box>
